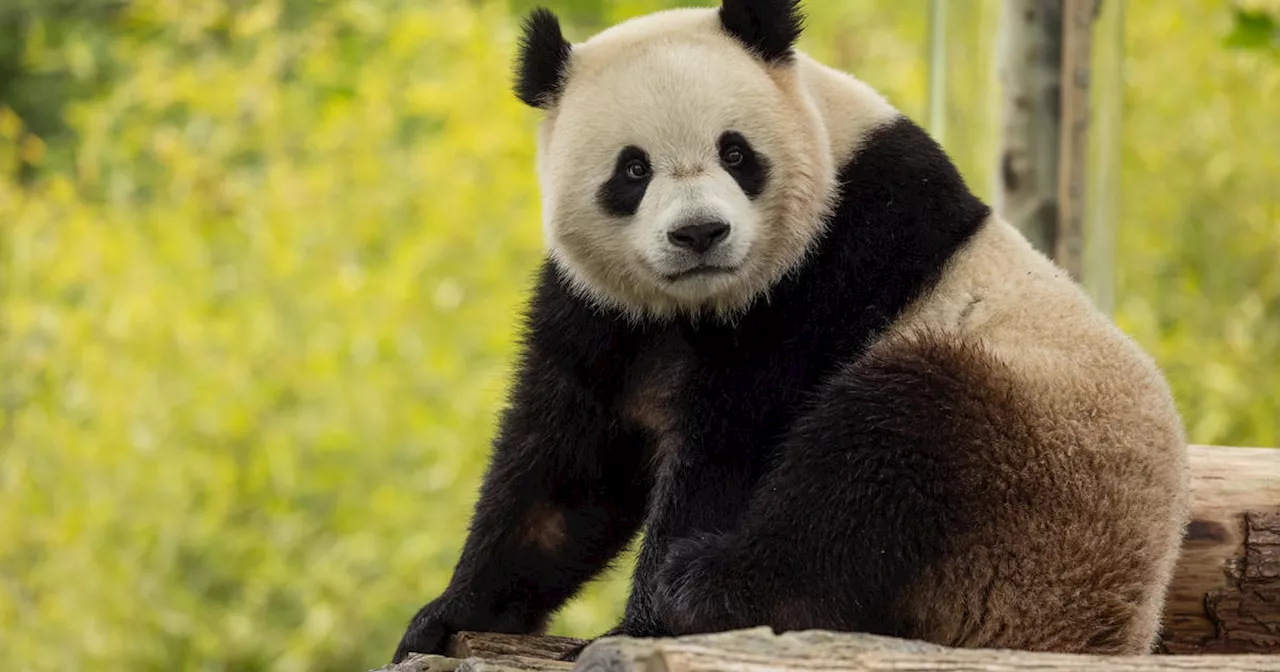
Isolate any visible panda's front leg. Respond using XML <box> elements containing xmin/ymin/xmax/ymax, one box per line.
<box><xmin>653</xmin><ymin>530</ymin><xmax>767</xmax><ymax>635</ymax></box>
<box><xmin>561</xmin><ymin>530</ymin><xmax>760</xmax><ymax>662</ymax></box>
<box><xmin>556</xmin><ymin>528</ymin><xmax>682</xmax><ymax>661</ymax></box>
<box><xmin>561</xmin><ymin>447</ymin><xmax>767</xmax><ymax>659</ymax></box>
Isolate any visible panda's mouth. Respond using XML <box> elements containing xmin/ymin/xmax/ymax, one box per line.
<box><xmin>662</xmin><ymin>264</ymin><xmax>737</xmax><ymax>282</ymax></box>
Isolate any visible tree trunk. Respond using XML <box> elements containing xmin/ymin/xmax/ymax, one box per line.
<box><xmin>1055</xmin><ymin>0</ymin><xmax>1100</xmax><ymax>280</ymax></box>
<box><xmin>996</xmin><ymin>0</ymin><xmax>1064</xmax><ymax>259</ymax></box>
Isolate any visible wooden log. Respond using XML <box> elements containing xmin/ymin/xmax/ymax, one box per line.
<box><xmin>378</xmin><ymin>627</ymin><xmax>1279</xmax><ymax>672</ymax></box>
<box><xmin>462</xmin><ymin>655</ymin><xmax>574</xmax><ymax>672</ymax></box>
<box><xmin>380</xmin><ymin>649</ymin><xmax>574</xmax><ymax>672</ymax></box>
<box><xmin>1161</xmin><ymin>445</ymin><xmax>1280</xmax><ymax>654</ymax></box>
<box><xmin>572</xmin><ymin>628</ymin><xmax>948</xmax><ymax>672</ymax></box>
<box><xmin>575</xmin><ymin>627</ymin><xmax>1280</xmax><ymax>672</ymax></box>
<box><xmin>447</xmin><ymin>631</ymin><xmax>587</xmax><ymax>660</ymax></box>
<box><xmin>379</xmin><ymin>653</ymin><xmax>460</xmax><ymax>672</ymax></box>
<box><xmin>372</xmin><ymin>633</ymin><xmax>584</xmax><ymax>672</ymax></box>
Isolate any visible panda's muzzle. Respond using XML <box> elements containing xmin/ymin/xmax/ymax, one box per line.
<box><xmin>667</xmin><ymin>219</ymin><xmax>731</xmax><ymax>255</ymax></box>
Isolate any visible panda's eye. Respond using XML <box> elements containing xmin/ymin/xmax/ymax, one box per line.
<box><xmin>721</xmin><ymin>145</ymin><xmax>745</xmax><ymax>167</ymax></box>
<box><xmin>624</xmin><ymin>159</ymin><xmax>650</xmax><ymax>181</ymax></box>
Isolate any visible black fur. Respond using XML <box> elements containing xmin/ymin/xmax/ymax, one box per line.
<box><xmin>391</xmin><ymin>116</ymin><xmax>990</xmax><ymax>662</ymax></box>
<box><xmin>718</xmin><ymin>0</ymin><xmax>805</xmax><ymax>64</ymax></box>
<box><xmin>391</xmin><ymin>264</ymin><xmax>653</xmax><ymax>662</ymax></box>
<box><xmin>652</xmin><ymin>332</ymin><xmax>1017</xmax><ymax>637</ymax></box>
<box><xmin>514</xmin><ymin>8</ymin><xmax>573</xmax><ymax>108</ymax></box>
<box><xmin>718</xmin><ymin>131</ymin><xmax>769</xmax><ymax>198</ymax></box>
<box><xmin>598</xmin><ymin>146</ymin><xmax>653</xmax><ymax>217</ymax></box>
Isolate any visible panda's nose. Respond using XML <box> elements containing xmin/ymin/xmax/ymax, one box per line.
<box><xmin>668</xmin><ymin>220</ymin><xmax>730</xmax><ymax>255</ymax></box>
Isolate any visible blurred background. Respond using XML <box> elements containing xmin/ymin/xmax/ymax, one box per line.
<box><xmin>0</xmin><ymin>0</ymin><xmax>1276</xmax><ymax>670</ymax></box>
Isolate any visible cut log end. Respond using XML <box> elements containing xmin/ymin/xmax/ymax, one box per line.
<box><xmin>1160</xmin><ymin>446</ymin><xmax>1280</xmax><ymax>654</ymax></box>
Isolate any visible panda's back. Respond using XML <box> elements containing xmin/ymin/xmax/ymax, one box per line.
<box><xmin>890</xmin><ymin>214</ymin><xmax>1182</xmax><ymax>452</ymax></box>
<box><xmin>866</xmin><ymin>215</ymin><xmax>1190</xmax><ymax>653</ymax></box>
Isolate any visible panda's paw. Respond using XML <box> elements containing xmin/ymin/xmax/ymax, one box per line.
<box><xmin>654</xmin><ymin>533</ymin><xmax>755</xmax><ymax>635</ymax></box>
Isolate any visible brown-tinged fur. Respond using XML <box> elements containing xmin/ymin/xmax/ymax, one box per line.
<box><xmin>617</xmin><ymin>331</ymin><xmax>691</xmax><ymax>473</ymax></box>
<box><xmin>886</xmin><ymin>218</ymin><xmax>1190</xmax><ymax>653</ymax></box>
<box><xmin>521</xmin><ymin>502</ymin><xmax>570</xmax><ymax>554</ymax></box>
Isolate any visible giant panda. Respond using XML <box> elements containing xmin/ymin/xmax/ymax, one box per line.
<box><xmin>391</xmin><ymin>0</ymin><xmax>1190</xmax><ymax>663</ymax></box>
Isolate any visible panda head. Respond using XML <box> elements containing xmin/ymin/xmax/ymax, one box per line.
<box><xmin>514</xmin><ymin>0</ymin><xmax>840</xmax><ymax>320</ymax></box>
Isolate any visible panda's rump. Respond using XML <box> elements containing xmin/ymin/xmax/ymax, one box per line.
<box><xmin>845</xmin><ymin>326</ymin><xmax>1186</xmax><ymax>654</ymax></box>
<box><xmin>744</xmin><ymin>324</ymin><xmax>1182</xmax><ymax>652</ymax></box>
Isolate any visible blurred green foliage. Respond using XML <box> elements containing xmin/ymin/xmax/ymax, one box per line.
<box><xmin>0</xmin><ymin>0</ymin><xmax>1276</xmax><ymax>670</ymax></box>
<box><xmin>1226</xmin><ymin>4</ymin><xmax>1280</xmax><ymax>55</ymax></box>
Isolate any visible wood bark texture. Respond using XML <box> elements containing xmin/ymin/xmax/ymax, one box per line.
<box><xmin>377</xmin><ymin>627</ymin><xmax>1279</xmax><ymax>672</ymax></box>
<box><xmin>374</xmin><ymin>633</ymin><xmax>584</xmax><ymax>672</ymax></box>
<box><xmin>996</xmin><ymin>0</ymin><xmax>1064</xmax><ymax>258</ymax></box>
<box><xmin>1054</xmin><ymin>0</ymin><xmax>1099</xmax><ymax>280</ymax></box>
<box><xmin>1161</xmin><ymin>445</ymin><xmax>1280</xmax><ymax>654</ymax></box>
<box><xmin>447</xmin><ymin>631</ymin><xmax>587</xmax><ymax>660</ymax></box>
<box><xmin>577</xmin><ymin>628</ymin><xmax>1280</xmax><ymax>671</ymax></box>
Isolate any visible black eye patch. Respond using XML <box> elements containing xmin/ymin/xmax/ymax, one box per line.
<box><xmin>597</xmin><ymin>145</ymin><xmax>652</xmax><ymax>217</ymax></box>
<box><xmin>718</xmin><ymin>131</ymin><xmax>769</xmax><ymax>199</ymax></box>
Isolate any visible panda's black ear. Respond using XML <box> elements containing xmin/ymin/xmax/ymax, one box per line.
<box><xmin>514</xmin><ymin>7</ymin><xmax>573</xmax><ymax>109</ymax></box>
<box><xmin>719</xmin><ymin>0</ymin><xmax>805</xmax><ymax>64</ymax></box>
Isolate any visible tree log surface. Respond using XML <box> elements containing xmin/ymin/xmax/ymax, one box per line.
<box><xmin>373</xmin><ymin>445</ymin><xmax>1280</xmax><ymax>671</ymax></box>
<box><xmin>378</xmin><ymin>628</ymin><xmax>1279</xmax><ymax>672</ymax></box>
<box><xmin>580</xmin><ymin>628</ymin><xmax>1280</xmax><ymax>672</ymax></box>
<box><xmin>1161</xmin><ymin>445</ymin><xmax>1280</xmax><ymax>654</ymax></box>
<box><xmin>448</xmin><ymin>631</ymin><xmax>587</xmax><ymax>661</ymax></box>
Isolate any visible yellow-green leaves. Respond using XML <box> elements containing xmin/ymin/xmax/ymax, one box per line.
<box><xmin>1</xmin><ymin>1</ymin><xmax>1277</xmax><ymax>670</ymax></box>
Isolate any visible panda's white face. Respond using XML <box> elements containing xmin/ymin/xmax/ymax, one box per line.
<box><xmin>532</xmin><ymin>9</ymin><xmax>837</xmax><ymax>320</ymax></box>
<box><xmin>600</xmin><ymin>124</ymin><xmax>764</xmax><ymax>294</ymax></box>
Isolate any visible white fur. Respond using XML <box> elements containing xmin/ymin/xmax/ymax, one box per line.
<box><xmin>531</xmin><ymin>8</ymin><xmax>897</xmax><ymax>320</ymax></box>
<box><xmin>629</xmin><ymin>170</ymin><xmax>759</xmax><ymax>280</ymax></box>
